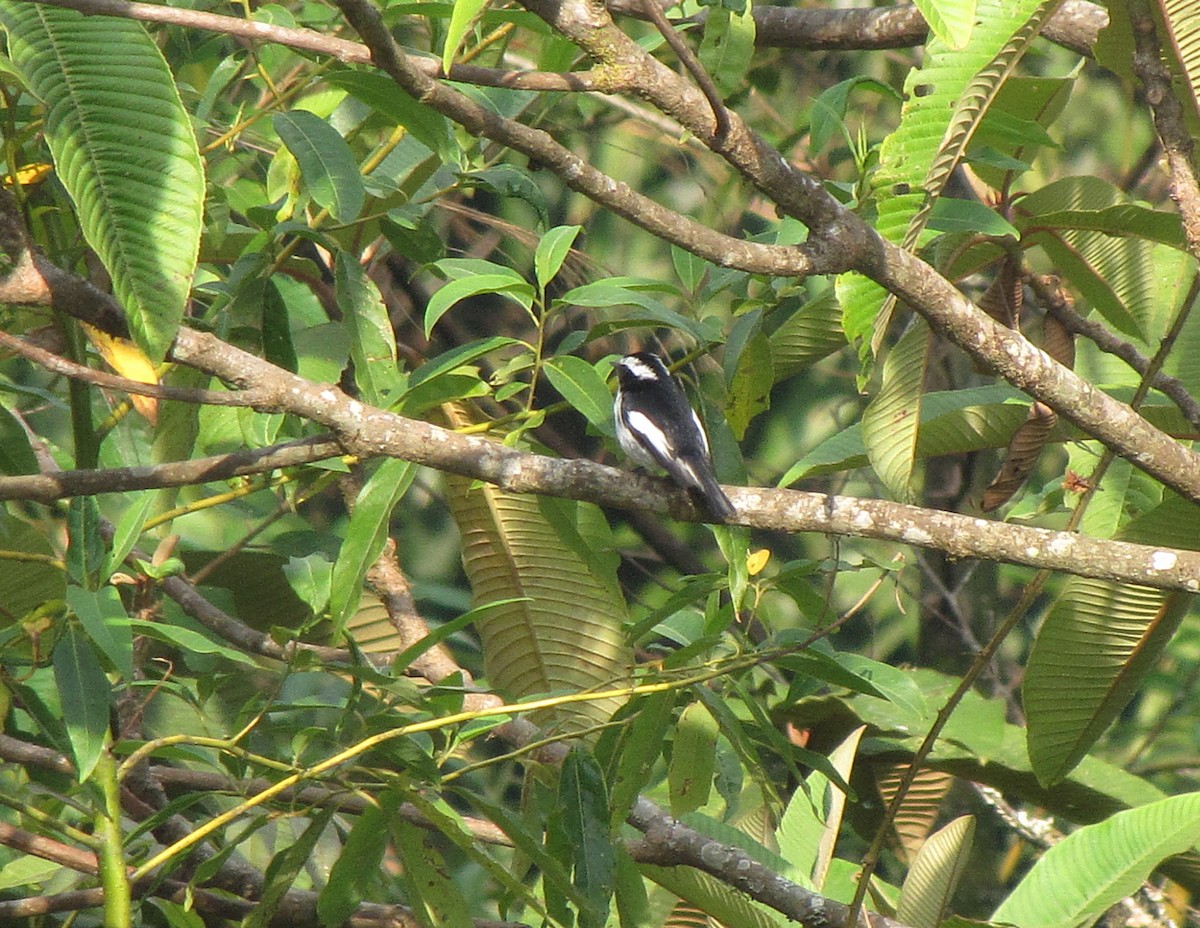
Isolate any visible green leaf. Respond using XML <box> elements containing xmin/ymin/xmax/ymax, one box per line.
<box><xmin>914</xmin><ymin>0</ymin><xmax>978</xmax><ymax>48</ymax></box>
<box><xmin>1027</xmin><ymin>204</ymin><xmax>1187</xmax><ymax>250</ymax></box>
<box><xmin>325</xmin><ymin>69</ymin><xmax>456</xmax><ymax>164</ymax></box>
<box><xmin>808</xmin><ymin>77</ymin><xmax>903</xmax><ymax>154</ymax></box>
<box><xmin>66</xmin><ymin>496</ymin><xmax>104</xmax><ymax>589</ymax></box>
<box><xmin>126</xmin><ymin>619</ymin><xmax>260</xmax><ymax>667</ymax></box>
<box><xmin>1015</xmin><ymin>176</ymin><xmax>1161</xmax><ymax>338</ymax></box>
<box><xmin>441</xmin><ymin>0</ymin><xmax>492</xmax><ymax>73</ymax></box>
<box><xmin>697</xmin><ymin>0</ymin><xmax>756</xmax><ymax>98</ymax></box>
<box><xmin>725</xmin><ymin>329</ymin><xmax>773</xmax><ymax>439</ymax></box>
<box><xmin>1025</xmin><ymin>582</ymin><xmax>1191</xmax><ymax>785</ymax></box>
<box><xmin>330</xmin><ymin>457</ymin><xmax>417</xmax><ymax>637</ymax></box>
<box><xmin>246</xmin><ymin>807</ymin><xmax>335</xmax><ymax>928</ymax></box>
<box><xmin>776</xmin><ymin>726</ymin><xmax>865</xmax><ymax>891</ymax></box>
<box><xmin>393</xmin><ymin>817</ymin><xmax>474</xmax><ymax>928</ymax></box>
<box><xmin>53</xmin><ymin>623</ymin><xmax>111</xmax><ymax>781</ymax></box>
<box><xmin>273</xmin><ymin>110</ymin><xmax>365</xmax><ymax>223</ymax></box>
<box><xmin>0</xmin><ymin>4</ymin><xmax>204</xmax><ymax>362</ymax></box>
<box><xmin>406</xmin><ymin>336</ymin><xmax>524</xmax><ymax>390</ymax></box>
<box><xmin>927</xmin><ymin>197</ymin><xmax>1019</xmax><ymax>236</ymax></box>
<box><xmin>262</xmin><ymin>278</ymin><xmax>298</xmax><ymax>373</ymax></box>
<box><xmin>336</xmin><ymin>251</ymin><xmax>400</xmax><ymax>404</ymax></box>
<box><xmin>282</xmin><ymin>554</ymin><xmax>333</xmax><ymax>616</ymax></box>
<box><xmin>424</xmin><ymin>271</ymin><xmax>534</xmax><ymax>336</ymax></box>
<box><xmin>534</xmin><ymin>224</ymin><xmax>582</xmax><ymax>290</ymax></box>
<box><xmin>897</xmin><ymin>815</ymin><xmax>976</xmax><ymax>928</ymax></box>
<box><xmin>318</xmin><ymin>791</ymin><xmax>400</xmax><ymax>926</ymax></box>
<box><xmin>669</xmin><ymin>702</ymin><xmax>718</xmax><ymax>816</ymax></box>
<box><xmin>767</xmin><ymin>289</ymin><xmax>847</xmax><ymax>378</ymax></box>
<box><xmin>992</xmin><ymin>793</ymin><xmax>1200</xmax><ymax>928</ymax></box>
<box><xmin>861</xmin><ymin>319</ymin><xmax>931</xmax><ymax>503</ymax></box>
<box><xmin>102</xmin><ymin>493</ymin><xmax>153</xmax><ymax>584</ymax></box>
<box><xmin>0</xmin><ymin>403</ymin><xmax>37</xmax><ymax>475</ymax></box>
<box><xmin>603</xmin><ymin>692</ymin><xmax>677</xmax><ymax>825</ymax></box>
<box><xmin>837</xmin><ymin>0</ymin><xmax>1059</xmax><ymax>358</ymax></box>
<box><xmin>543</xmin><ymin>355</ymin><xmax>615</xmax><ymax>435</ymax></box>
<box><xmin>559</xmin><ymin>748</ymin><xmax>616</xmax><ymax>928</ymax></box>
<box><xmin>65</xmin><ymin>586</ymin><xmax>132</xmax><ymax>681</ymax></box>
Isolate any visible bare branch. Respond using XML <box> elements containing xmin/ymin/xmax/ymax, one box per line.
<box><xmin>627</xmin><ymin>798</ymin><xmax>898</xmax><ymax>928</ymax></box>
<box><xmin>0</xmin><ymin>437</ymin><xmax>344</xmax><ymax>502</ymax></box>
<box><xmin>1130</xmin><ymin>0</ymin><xmax>1200</xmax><ymax>260</ymax></box>
<box><xmin>0</xmin><ymin>328</ymin><xmax>273</xmax><ymax>407</ymax></box>
<box><xmin>1032</xmin><ymin>274</ymin><xmax>1200</xmax><ymax>434</ymax></box>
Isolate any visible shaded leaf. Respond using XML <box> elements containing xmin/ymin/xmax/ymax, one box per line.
<box><xmin>981</xmin><ymin>400</ymin><xmax>1057</xmax><ymax>511</ymax></box>
<box><xmin>318</xmin><ymin>791</ymin><xmax>399</xmax><ymax>926</ymax></box>
<box><xmin>560</xmin><ymin>749</ymin><xmax>616</xmax><ymax>928</ymax></box>
<box><xmin>861</xmin><ymin>320</ymin><xmax>931</xmax><ymax>503</ymax></box>
<box><xmin>393</xmin><ymin>817</ymin><xmax>474</xmax><ymax>928</ymax></box>
<box><xmin>274</xmin><ymin>110</ymin><xmax>364</xmax><ymax>223</ymax></box>
<box><xmin>875</xmin><ymin>764</ymin><xmax>956</xmax><ymax>863</ymax></box>
<box><xmin>1025</xmin><ymin>582</ymin><xmax>1191</xmax><ymax>785</ymax></box>
<box><xmin>897</xmin><ymin>815</ymin><xmax>976</xmax><ymax>928</ymax></box>
<box><xmin>53</xmin><ymin>623</ymin><xmax>111</xmax><ymax>781</ymax></box>
<box><xmin>330</xmin><ymin>457</ymin><xmax>417</xmax><ymax>637</ymax></box>
<box><xmin>0</xmin><ymin>4</ymin><xmax>204</xmax><ymax>361</ymax></box>
<box><xmin>669</xmin><ymin>702</ymin><xmax>719</xmax><ymax>816</ymax></box>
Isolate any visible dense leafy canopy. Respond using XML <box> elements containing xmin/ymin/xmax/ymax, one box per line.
<box><xmin>1</xmin><ymin>0</ymin><xmax>1200</xmax><ymax>926</ymax></box>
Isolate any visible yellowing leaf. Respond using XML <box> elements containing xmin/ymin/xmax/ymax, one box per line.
<box><xmin>3</xmin><ymin>162</ymin><xmax>52</xmax><ymax>186</ymax></box>
<box><xmin>746</xmin><ymin>548</ymin><xmax>770</xmax><ymax>576</ymax></box>
<box><xmin>82</xmin><ymin>322</ymin><xmax>159</xmax><ymax>423</ymax></box>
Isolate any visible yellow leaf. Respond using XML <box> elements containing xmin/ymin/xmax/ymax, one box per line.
<box><xmin>82</xmin><ymin>322</ymin><xmax>159</xmax><ymax>424</ymax></box>
<box><xmin>3</xmin><ymin>162</ymin><xmax>53</xmax><ymax>187</ymax></box>
<box><xmin>746</xmin><ymin>548</ymin><xmax>770</xmax><ymax>576</ymax></box>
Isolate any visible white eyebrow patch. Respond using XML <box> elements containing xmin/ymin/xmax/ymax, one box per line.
<box><xmin>621</xmin><ymin>356</ymin><xmax>658</xmax><ymax>380</ymax></box>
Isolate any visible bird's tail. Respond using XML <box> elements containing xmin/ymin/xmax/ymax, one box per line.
<box><xmin>695</xmin><ymin>470</ymin><xmax>736</xmax><ymax>522</ymax></box>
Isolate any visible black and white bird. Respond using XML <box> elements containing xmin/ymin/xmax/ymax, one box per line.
<box><xmin>611</xmin><ymin>352</ymin><xmax>736</xmax><ymax>521</ymax></box>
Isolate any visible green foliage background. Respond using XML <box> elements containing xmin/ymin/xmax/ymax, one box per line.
<box><xmin>0</xmin><ymin>0</ymin><xmax>1199</xmax><ymax>926</ymax></box>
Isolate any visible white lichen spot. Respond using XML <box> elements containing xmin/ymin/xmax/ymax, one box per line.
<box><xmin>1150</xmin><ymin>550</ymin><xmax>1178</xmax><ymax>572</ymax></box>
<box><xmin>1188</xmin><ymin>579</ymin><xmax>1199</xmax><ymax>591</ymax></box>
<box><xmin>1025</xmin><ymin>546</ymin><xmax>1040</xmax><ymax>559</ymax></box>
<box><xmin>348</xmin><ymin>400</ymin><xmax>364</xmax><ymax>417</ymax></box>
<box><xmin>319</xmin><ymin>389</ymin><xmax>338</xmax><ymax>403</ymax></box>
<box><xmin>1047</xmin><ymin>536</ymin><xmax>1074</xmax><ymax>557</ymax></box>
<box><xmin>902</xmin><ymin>526</ymin><xmax>933</xmax><ymax>545</ymax></box>
<box><xmin>853</xmin><ymin>510</ymin><xmax>875</xmax><ymax>530</ymax></box>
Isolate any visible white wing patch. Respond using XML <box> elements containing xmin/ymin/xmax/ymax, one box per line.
<box><xmin>690</xmin><ymin>407</ymin><xmax>710</xmax><ymax>456</ymax></box>
<box><xmin>625</xmin><ymin>409</ymin><xmax>676</xmax><ymax>463</ymax></box>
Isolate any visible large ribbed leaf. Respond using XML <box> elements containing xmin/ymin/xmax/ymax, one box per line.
<box><xmin>860</xmin><ymin>319</ymin><xmax>931</xmax><ymax>503</ymax></box>
<box><xmin>1016</xmin><ymin>177</ymin><xmax>1163</xmax><ymax>339</ymax></box>
<box><xmin>1025</xmin><ymin>494</ymin><xmax>1200</xmax><ymax>785</ymax></box>
<box><xmin>776</xmin><ymin>726</ymin><xmax>864</xmax><ymax>891</ymax></box>
<box><xmin>1026</xmin><ymin>581</ymin><xmax>1189</xmax><ymax>786</ymax></box>
<box><xmin>446</xmin><ymin>475</ymin><xmax>632</xmax><ymax>731</ymax></box>
<box><xmin>1153</xmin><ymin>0</ymin><xmax>1200</xmax><ymax>126</ymax></box>
<box><xmin>874</xmin><ymin>764</ymin><xmax>955</xmax><ymax>863</ymax></box>
<box><xmin>992</xmin><ymin>792</ymin><xmax>1200</xmax><ymax>928</ymax></box>
<box><xmin>839</xmin><ymin>0</ymin><xmax>1061</xmax><ymax>356</ymax></box>
<box><xmin>0</xmin><ymin>5</ymin><xmax>204</xmax><ymax>362</ymax></box>
<box><xmin>768</xmin><ymin>289</ymin><xmax>847</xmax><ymax>380</ymax></box>
<box><xmin>779</xmin><ymin>385</ymin><xmax>1031</xmax><ymax>486</ymax></box>
<box><xmin>896</xmin><ymin>815</ymin><xmax>975</xmax><ymax>928</ymax></box>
